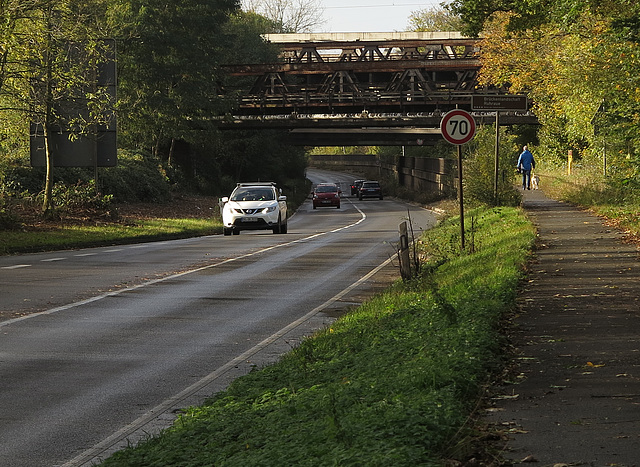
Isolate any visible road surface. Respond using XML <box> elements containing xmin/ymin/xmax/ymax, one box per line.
<box><xmin>0</xmin><ymin>169</ymin><xmax>437</xmax><ymax>466</ymax></box>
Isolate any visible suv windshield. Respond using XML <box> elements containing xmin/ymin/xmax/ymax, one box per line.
<box><xmin>362</xmin><ymin>182</ymin><xmax>379</xmax><ymax>188</ymax></box>
<box><xmin>231</xmin><ymin>188</ymin><xmax>275</xmax><ymax>202</ymax></box>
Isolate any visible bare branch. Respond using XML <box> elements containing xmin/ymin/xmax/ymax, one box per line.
<box><xmin>242</xmin><ymin>0</ymin><xmax>326</xmax><ymax>32</ymax></box>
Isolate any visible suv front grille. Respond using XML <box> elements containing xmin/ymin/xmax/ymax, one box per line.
<box><xmin>235</xmin><ymin>208</ymin><xmax>260</xmax><ymax>215</ymax></box>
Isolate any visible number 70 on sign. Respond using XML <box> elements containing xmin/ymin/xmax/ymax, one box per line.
<box><xmin>440</xmin><ymin>110</ymin><xmax>476</xmax><ymax>145</ymax></box>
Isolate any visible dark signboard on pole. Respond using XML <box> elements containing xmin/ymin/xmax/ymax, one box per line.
<box><xmin>30</xmin><ymin>123</ymin><xmax>117</xmax><ymax>167</ymax></box>
<box><xmin>471</xmin><ymin>95</ymin><xmax>528</xmax><ymax>111</ymax></box>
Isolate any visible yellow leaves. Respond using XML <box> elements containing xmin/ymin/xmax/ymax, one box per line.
<box><xmin>586</xmin><ymin>361</ymin><xmax>605</xmax><ymax>368</ymax></box>
<box><xmin>582</xmin><ymin>361</ymin><xmax>605</xmax><ymax>375</ymax></box>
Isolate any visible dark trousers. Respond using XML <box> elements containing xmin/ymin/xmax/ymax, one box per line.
<box><xmin>521</xmin><ymin>169</ymin><xmax>532</xmax><ymax>190</ymax></box>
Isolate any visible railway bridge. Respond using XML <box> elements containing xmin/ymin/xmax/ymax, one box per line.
<box><xmin>220</xmin><ymin>32</ymin><xmax>537</xmax><ymax>146</ymax></box>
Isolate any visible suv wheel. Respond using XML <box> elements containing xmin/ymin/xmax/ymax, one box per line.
<box><xmin>223</xmin><ymin>227</ymin><xmax>232</xmax><ymax>236</ymax></box>
<box><xmin>272</xmin><ymin>215</ymin><xmax>282</xmax><ymax>234</ymax></box>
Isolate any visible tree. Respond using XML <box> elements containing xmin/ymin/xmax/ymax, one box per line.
<box><xmin>111</xmin><ymin>1</ymin><xmax>306</xmax><ymax>193</ymax></box>
<box><xmin>0</xmin><ymin>0</ymin><xmax>116</xmax><ymax>212</ymax></box>
<box><xmin>407</xmin><ymin>4</ymin><xmax>464</xmax><ymax>32</ymax></box>
<box><xmin>477</xmin><ymin>5</ymin><xmax>640</xmax><ymax>162</ymax></box>
<box><xmin>242</xmin><ymin>0</ymin><xmax>326</xmax><ymax>33</ymax></box>
<box><xmin>112</xmin><ymin>0</ymin><xmax>241</xmax><ymax>159</ymax></box>
<box><xmin>448</xmin><ymin>0</ymin><xmax>552</xmax><ymax>37</ymax></box>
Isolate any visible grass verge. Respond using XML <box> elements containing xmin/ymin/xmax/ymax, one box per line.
<box><xmin>99</xmin><ymin>206</ymin><xmax>536</xmax><ymax>466</ymax></box>
<box><xmin>0</xmin><ymin>218</ymin><xmax>222</xmax><ymax>255</ymax></box>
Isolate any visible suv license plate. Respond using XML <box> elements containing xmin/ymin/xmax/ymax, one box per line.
<box><xmin>242</xmin><ymin>217</ymin><xmax>258</xmax><ymax>222</ymax></box>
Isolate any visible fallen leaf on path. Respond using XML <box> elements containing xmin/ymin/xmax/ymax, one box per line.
<box><xmin>494</xmin><ymin>394</ymin><xmax>520</xmax><ymax>400</ymax></box>
<box><xmin>586</xmin><ymin>361</ymin><xmax>605</xmax><ymax>368</ymax></box>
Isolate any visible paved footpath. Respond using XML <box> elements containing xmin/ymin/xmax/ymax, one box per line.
<box><xmin>485</xmin><ymin>189</ymin><xmax>640</xmax><ymax>466</ymax></box>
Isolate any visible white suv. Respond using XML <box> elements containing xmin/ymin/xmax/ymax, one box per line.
<box><xmin>220</xmin><ymin>182</ymin><xmax>288</xmax><ymax>236</ymax></box>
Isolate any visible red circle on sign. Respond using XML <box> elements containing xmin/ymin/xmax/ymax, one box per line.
<box><xmin>440</xmin><ymin>110</ymin><xmax>476</xmax><ymax>145</ymax></box>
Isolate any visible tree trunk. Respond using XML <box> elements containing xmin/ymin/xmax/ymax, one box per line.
<box><xmin>42</xmin><ymin>124</ymin><xmax>54</xmax><ymax>213</ymax></box>
<box><xmin>41</xmin><ymin>6</ymin><xmax>54</xmax><ymax>214</ymax></box>
<box><xmin>168</xmin><ymin>137</ymin><xmax>176</xmax><ymax>166</ymax></box>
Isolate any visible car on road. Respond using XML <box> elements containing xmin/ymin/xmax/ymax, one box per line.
<box><xmin>220</xmin><ymin>182</ymin><xmax>287</xmax><ymax>235</ymax></box>
<box><xmin>312</xmin><ymin>183</ymin><xmax>341</xmax><ymax>209</ymax></box>
<box><xmin>350</xmin><ymin>179</ymin><xmax>365</xmax><ymax>195</ymax></box>
<box><xmin>358</xmin><ymin>181</ymin><xmax>383</xmax><ymax>200</ymax></box>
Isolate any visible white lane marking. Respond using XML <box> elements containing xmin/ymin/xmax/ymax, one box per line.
<box><xmin>0</xmin><ymin>201</ymin><xmax>368</xmax><ymax>272</ymax></box>
<box><xmin>1</xmin><ymin>264</ymin><xmax>32</xmax><ymax>270</ymax></box>
<box><xmin>0</xmin><ymin>208</ymin><xmax>367</xmax><ymax>330</ymax></box>
<box><xmin>60</xmin><ymin>253</ymin><xmax>392</xmax><ymax>467</ymax></box>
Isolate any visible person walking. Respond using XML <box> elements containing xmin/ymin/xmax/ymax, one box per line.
<box><xmin>517</xmin><ymin>145</ymin><xmax>536</xmax><ymax>190</ymax></box>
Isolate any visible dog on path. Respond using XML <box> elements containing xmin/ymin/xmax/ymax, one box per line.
<box><xmin>531</xmin><ymin>172</ymin><xmax>540</xmax><ymax>190</ymax></box>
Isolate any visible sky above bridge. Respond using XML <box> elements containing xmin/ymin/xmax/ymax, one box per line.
<box><xmin>317</xmin><ymin>0</ymin><xmax>443</xmax><ymax>33</ymax></box>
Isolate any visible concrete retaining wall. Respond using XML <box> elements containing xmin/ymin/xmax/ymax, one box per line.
<box><xmin>308</xmin><ymin>154</ymin><xmax>455</xmax><ymax>197</ymax></box>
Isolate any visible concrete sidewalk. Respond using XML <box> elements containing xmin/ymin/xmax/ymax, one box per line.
<box><xmin>485</xmin><ymin>189</ymin><xmax>640</xmax><ymax>466</ymax></box>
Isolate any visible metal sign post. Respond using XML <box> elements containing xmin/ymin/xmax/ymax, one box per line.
<box><xmin>440</xmin><ymin>109</ymin><xmax>476</xmax><ymax>251</ymax></box>
<box><xmin>472</xmin><ymin>95</ymin><xmax>528</xmax><ymax>205</ymax></box>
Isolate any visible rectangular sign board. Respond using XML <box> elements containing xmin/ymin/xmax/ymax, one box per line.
<box><xmin>30</xmin><ymin>123</ymin><xmax>117</xmax><ymax>168</ymax></box>
<box><xmin>471</xmin><ymin>95</ymin><xmax>528</xmax><ymax>111</ymax></box>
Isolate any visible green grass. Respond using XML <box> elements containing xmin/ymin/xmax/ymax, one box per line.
<box><xmin>0</xmin><ymin>218</ymin><xmax>221</xmax><ymax>255</ymax></box>
<box><xmin>99</xmin><ymin>206</ymin><xmax>536</xmax><ymax>466</ymax></box>
<box><xmin>537</xmin><ymin>166</ymin><xmax>640</xmax><ymax>237</ymax></box>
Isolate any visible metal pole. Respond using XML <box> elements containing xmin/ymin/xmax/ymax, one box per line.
<box><xmin>458</xmin><ymin>144</ymin><xmax>465</xmax><ymax>251</ymax></box>
<box><xmin>603</xmin><ymin>139</ymin><xmax>607</xmax><ymax>177</ymax></box>
<box><xmin>494</xmin><ymin>112</ymin><xmax>499</xmax><ymax>205</ymax></box>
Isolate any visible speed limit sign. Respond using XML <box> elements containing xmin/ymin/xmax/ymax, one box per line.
<box><xmin>440</xmin><ymin>109</ymin><xmax>476</xmax><ymax>145</ymax></box>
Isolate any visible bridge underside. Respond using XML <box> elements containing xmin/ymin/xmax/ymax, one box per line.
<box><xmin>217</xmin><ymin>112</ymin><xmax>538</xmax><ymax>146</ymax></box>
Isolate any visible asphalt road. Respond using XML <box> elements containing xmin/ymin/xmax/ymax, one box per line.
<box><xmin>0</xmin><ymin>169</ymin><xmax>438</xmax><ymax>467</ymax></box>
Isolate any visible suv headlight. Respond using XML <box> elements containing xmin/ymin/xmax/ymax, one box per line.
<box><xmin>262</xmin><ymin>205</ymin><xmax>277</xmax><ymax>213</ymax></box>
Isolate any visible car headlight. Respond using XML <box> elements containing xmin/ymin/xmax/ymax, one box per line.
<box><xmin>262</xmin><ymin>205</ymin><xmax>277</xmax><ymax>213</ymax></box>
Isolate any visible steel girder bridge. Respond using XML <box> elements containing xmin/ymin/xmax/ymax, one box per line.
<box><xmin>220</xmin><ymin>32</ymin><xmax>537</xmax><ymax>146</ymax></box>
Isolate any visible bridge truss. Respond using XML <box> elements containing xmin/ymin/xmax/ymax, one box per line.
<box><xmin>220</xmin><ymin>32</ymin><xmax>537</xmax><ymax>145</ymax></box>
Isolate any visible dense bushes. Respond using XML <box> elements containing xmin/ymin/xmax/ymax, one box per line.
<box><xmin>101</xmin><ymin>152</ymin><xmax>172</xmax><ymax>203</ymax></box>
<box><xmin>0</xmin><ymin>151</ymin><xmax>171</xmax><ymax>210</ymax></box>
<box><xmin>463</xmin><ymin>125</ymin><xmax>523</xmax><ymax>207</ymax></box>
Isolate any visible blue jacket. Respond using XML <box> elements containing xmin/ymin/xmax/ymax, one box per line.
<box><xmin>517</xmin><ymin>150</ymin><xmax>535</xmax><ymax>171</ymax></box>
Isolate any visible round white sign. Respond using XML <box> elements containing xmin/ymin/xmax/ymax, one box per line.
<box><xmin>440</xmin><ymin>110</ymin><xmax>476</xmax><ymax>145</ymax></box>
